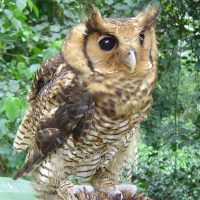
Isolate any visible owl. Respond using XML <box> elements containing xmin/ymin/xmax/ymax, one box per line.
<box><xmin>13</xmin><ymin>4</ymin><xmax>159</xmax><ymax>200</ymax></box>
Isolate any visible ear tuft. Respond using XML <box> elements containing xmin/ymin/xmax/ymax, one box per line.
<box><xmin>85</xmin><ymin>4</ymin><xmax>104</xmax><ymax>34</ymax></box>
<box><xmin>136</xmin><ymin>4</ymin><xmax>160</xmax><ymax>28</ymax></box>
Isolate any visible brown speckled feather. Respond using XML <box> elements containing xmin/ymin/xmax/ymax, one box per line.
<box><xmin>13</xmin><ymin>60</ymin><xmax>94</xmax><ymax>180</ymax></box>
<box><xmin>13</xmin><ymin>54</ymin><xmax>66</xmax><ymax>152</ymax></box>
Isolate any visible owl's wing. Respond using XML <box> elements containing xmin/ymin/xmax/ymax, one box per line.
<box><xmin>13</xmin><ymin>54</ymin><xmax>65</xmax><ymax>152</ymax></box>
<box><xmin>28</xmin><ymin>53</ymin><xmax>65</xmax><ymax>101</ymax></box>
<box><xmin>13</xmin><ymin>99</ymin><xmax>93</xmax><ymax>180</ymax></box>
<box><xmin>13</xmin><ymin>58</ymin><xmax>94</xmax><ymax>180</ymax></box>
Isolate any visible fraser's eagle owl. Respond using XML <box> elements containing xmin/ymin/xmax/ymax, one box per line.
<box><xmin>13</xmin><ymin>4</ymin><xmax>159</xmax><ymax>200</ymax></box>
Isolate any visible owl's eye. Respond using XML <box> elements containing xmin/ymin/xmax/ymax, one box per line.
<box><xmin>139</xmin><ymin>34</ymin><xmax>145</xmax><ymax>47</ymax></box>
<box><xmin>98</xmin><ymin>36</ymin><xmax>117</xmax><ymax>52</ymax></box>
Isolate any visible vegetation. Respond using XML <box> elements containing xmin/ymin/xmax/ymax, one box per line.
<box><xmin>0</xmin><ymin>0</ymin><xmax>199</xmax><ymax>199</ymax></box>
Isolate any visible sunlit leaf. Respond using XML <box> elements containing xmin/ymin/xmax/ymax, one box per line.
<box><xmin>50</xmin><ymin>25</ymin><xmax>60</xmax><ymax>32</ymax></box>
<box><xmin>17</xmin><ymin>62</ymin><xmax>26</xmax><ymax>75</ymax></box>
<box><xmin>11</xmin><ymin>17</ymin><xmax>22</xmax><ymax>31</ymax></box>
<box><xmin>16</xmin><ymin>0</ymin><xmax>26</xmax><ymax>11</ymax></box>
<box><xmin>5</xmin><ymin>9</ymin><xmax>13</xmax><ymax>18</ymax></box>
<box><xmin>0</xmin><ymin>145</ymin><xmax>11</xmax><ymax>155</ymax></box>
<box><xmin>50</xmin><ymin>40</ymin><xmax>63</xmax><ymax>50</ymax></box>
<box><xmin>8</xmin><ymin>80</ymin><xmax>19</xmax><ymax>92</ymax></box>
<box><xmin>5</xmin><ymin>98</ymin><xmax>20</xmax><ymax>123</ymax></box>
<box><xmin>42</xmin><ymin>48</ymin><xmax>59</xmax><ymax>62</ymax></box>
<box><xmin>33</xmin><ymin>4</ymin><xmax>39</xmax><ymax>18</ymax></box>
<box><xmin>30</xmin><ymin>64</ymin><xmax>40</xmax><ymax>74</ymax></box>
<box><xmin>0</xmin><ymin>119</ymin><xmax>8</xmax><ymax>138</ymax></box>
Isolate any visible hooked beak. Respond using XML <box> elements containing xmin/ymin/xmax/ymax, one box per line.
<box><xmin>124</xmin><ymin>49</ymin><xmax>136</xmax><ymax>73</ymax></box>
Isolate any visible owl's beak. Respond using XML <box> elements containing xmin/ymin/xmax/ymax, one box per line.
<box><xmin>124</xmin><ymin>49</ymin><xmax>136</xmax><ymax>73</ymax></box>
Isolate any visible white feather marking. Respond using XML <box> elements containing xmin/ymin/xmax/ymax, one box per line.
<box><xmin>88</xmin><ymin>129</ymin><xmax>98</xmax><ymax>136</ymax></box>
<box><xmin>40</xmin><ymin>176</ymin><xmax>49</xmax><ymax>183</ymax></box>
<box><xmin>39</xmin><ymin>167</ymin><xmax>53</xmax><ymax>178</ymax></box>
<box><xmin>64</xmin><ymin>78</ymin><xmax>72</xmax><ymax>87</ymax></box>
<box><xmin>43</xmin><ymin>161</ymin><xmax>52</xmax><ymax>170</ymax></box>
<box><xmin>117</xmin><ymin>124</ymin><xmax>129</xmax><ymax>132</ymax></box>
<box><xmin>119</xmin><ymin>119</ymin><xmax>129</xmax><ymax>127</ymax></box>
<box><xmin>102</xmin><ymin>122</ymin><xmax>113</xmax><ymax>127</ymax></box>
<box><xmin>77</xmin><ymin>165</ymin><xmax>97</xmax><ymax>172</ymax></box>
<box><xmin>49</xmin><ymin>107</ymin><xmax>58</xmax><ymax>115</ymax></box>
<box><xmin>76</xmin><ymin>170</ymin><xmax>94</xmax><ymax>178</ymax></box>
<box><xmin>106</xmin><ymin>134</ymin><xmax>120</xmax><ymax>140</ymax></box>
<box><xmin>72</xmin><ymin>185</ymin><xmax>94</xmax><ymax>194</ymax></box>
<box><xmin>132</xmin><ymin>113</ymin><xmax>139</xmax><ymax>119</ymax></box>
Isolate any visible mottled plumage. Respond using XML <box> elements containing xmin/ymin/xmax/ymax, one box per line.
<box><xmin>13</xmin><ymin>4</ymin><xmax>159</xmax><ymax>200</ymax></box>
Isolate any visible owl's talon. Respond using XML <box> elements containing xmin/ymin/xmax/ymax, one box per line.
<box><xmin>98</xmin><ymin>186</ymin><xmax>123</xmax><ymax>200</ymax></box>
<box><xmin>57</xmin><ymin>184</ymin><xmax>95</xmax><ymax>200</ymax></box>
<box><xmin>116</xmin><ymin>184</ymin><xmax>137</xmax><ymax>198</ymax></box>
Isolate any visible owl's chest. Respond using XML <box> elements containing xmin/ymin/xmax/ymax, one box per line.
<box><xmin>82</xmin><ymin>103</ymin><xmax>140</xmax><ymax>151</ymax></box>
<box><xmin>88</xmin><ymin>73</ymin><xmax>154</xmax><ymax>119</ymax></box>
<box><xmin>82</xmin><ymin>77</ymin><xmax>153</xmax><ymax>148</ymax></box>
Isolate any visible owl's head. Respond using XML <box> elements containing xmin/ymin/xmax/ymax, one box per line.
<box><xmin>61</xmin><ymin>4</ymin><xmax>159</xmax><ymax>76</ymax></box>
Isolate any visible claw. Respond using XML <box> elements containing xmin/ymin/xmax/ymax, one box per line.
<box><xmin>116</xmin><ymin>184</ymin><xmax>137</xmax><ymax>198</ymax></box>
<box><xmin>57</xmin><ymin>184</ymin><xmax>98</xmax><ymax>200</ymax></box>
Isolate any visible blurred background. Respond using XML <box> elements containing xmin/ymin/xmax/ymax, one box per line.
<box><xmin>0</xmin><ymin>0</ymin><xmax>199</xmax><ymax>199</ymax></box>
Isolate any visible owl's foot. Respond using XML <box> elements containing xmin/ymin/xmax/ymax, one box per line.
<box><xmin>97</xmin><ymin>185</ymin><xmax>123</xmax><ymax>200</ymax></box>
<box><xmin>97</xmin><ymin>184</ymin><xmax>137</xmax><ymax>200</ymax></box>
<box><xmin>57</xmin><ymin>182</ymin><xmax>97</xmax><ymax>200</ymax></box>
<box><xmin>57</xmin><ymin>182</ymin><xmax>137</xmax><ymax>200</ymax></box>
<box><xmin>116</xmin><ymin>184</ymin><xmax>137</xmax><ymax>199</ymax></box>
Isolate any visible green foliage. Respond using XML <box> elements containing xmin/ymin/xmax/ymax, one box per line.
<box><xmin>133</xmin><ymin>142</ymin><xmax>200</xmax><ymax>200</ymax></box>
<box><xmin>0</xmin><ymin>0</ymin><xmax>199</xmax><ymax>199</ymax></box>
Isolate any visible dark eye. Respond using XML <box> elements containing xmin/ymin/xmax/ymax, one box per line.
<box><xmin>139</xmin><ymin>34</ymin><xmax>145</xmax><ymax>47</ymax></box>
<box><xmin>98</xmin><ymin>37</ymin><xmax>116</xmax><ymax>52</ymax></box>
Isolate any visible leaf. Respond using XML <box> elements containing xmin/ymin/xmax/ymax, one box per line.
<box><xmin>0</xmin><ymin>145</ymin><xmax>11</xmax><ymax>155</ymax></box>
<box><xmin>32</xmin><ymin>4</ymin><xmax>39</xmax><ymax>18</ymax></box>
<box><xmin>16</xmin><ymin>0</ymin><xmax>26</xmax><ymax>11</ymax></box>
<box><xmin>195</xmin><ymin>49</ymin><xmax>200</xmax><ymax>56</ymax></box>
<box><xmin>17</xmin><ymin>62</ymin><xmax>26</xmax><ymax>75</ymax></box>
<box><xmin>0</xmin><ymin>177</ymin><xmax>36</xmax><ymax>200</ymax></box>
<box><xmin>42</xmin><ymin>48</ymin><xmax>59</xmax><ymax>62</ymax></box>
<box><xmin>0</xmin><ymin>98</ymin><xmax>6</xmax><ymax>115</ymax></box>
<box><xmin>195</xmin><ymin>61</ymin><xmax>200</xmax><ymax>71</ymax></box>
<box><xmin>5</xmin><ymin>9</ymin><xmax>13</xmax><ymax>18</ymax></box>
<box><xmin>50</xmin><ymin>24</ymin><xmax>60</xmax><ymax>32</ymax></box>
<box><xmin>11</xmin><ymin>17</ymin><xmax>22</xmax><ymax>31</ymax></box>
<box><xmin>5</xmin><ymin>98</ymin><xmax>19</xmax><ymax>123</ymax></box>
<box><xmin>106</xmin><ymin>0</ymin><xmax>114</xmax><ymax>5</ymax></box>
<box><xmin>24</xmin><ymin>69</ymin><xmax>32</xmax><ymax>80</ymax></box>
<box><xmin>27</xmin><ymin>0</ymin><xmax>39</xmax><ymax>17</ymax></box>
<box><xmin>27</xmin><ymin>0</ymin><xmax>33</xmax><ymax>10</ymax></box>
<box><xmin>50</xmin><ymin>40</ymin><xmax>63</xmax><ymax>50</ymax></box>
<box><xmin>32</xmin><ymin>47</ymin><xmax>41</xmax><ymax>54</ymax></box>
<box><xmin>35</xmin><ymin>22</ymin><xmax>49</xmax><ymax>31</ymax></box>
<box><xmin>0</xmin><ymin>119</ymin><xmax>8</xmax><ymax>138</ymax></box>
<box><xmin>30</xmin><ymin>64</ymin><xmax>40</xmax><ymax>74</ymax></box>
<box><xmin>8</xmin><ymin>80</ymin><xmax>19</xmax><ymax>92</ymax></box>
<box><xmin>196</xmin><ymin>114</ymin><xmax>200</xmax><ymax>128</ymax></box>
<box><xmin>63</xmin><ymin>9</ymin><xmax>76</xmax><ymax>18</ymax></box>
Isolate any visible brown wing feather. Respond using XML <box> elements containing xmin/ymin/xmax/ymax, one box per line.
<box><xmin>28</xmin><ymin>53</ymin><xmax>65</xmax><ymax>101</ymax></box>
<box><xmin>72</xmin><ymin>102</ymin><xmax>95</xmax><ymax>145</ymax></box>
<box><xmin>13</xmin><ymin>98</ymin><xmax>92</xmax><ymax>180</ymax></box>
<box><xmin>13</xmin><ymin>61</ymin><xmax>95</xmax><ymax>180</ymax></box>
<box><xmin>13</xmin><ymin>54</ymin><xmax>66</xmax><ymax>152</ymax></box>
